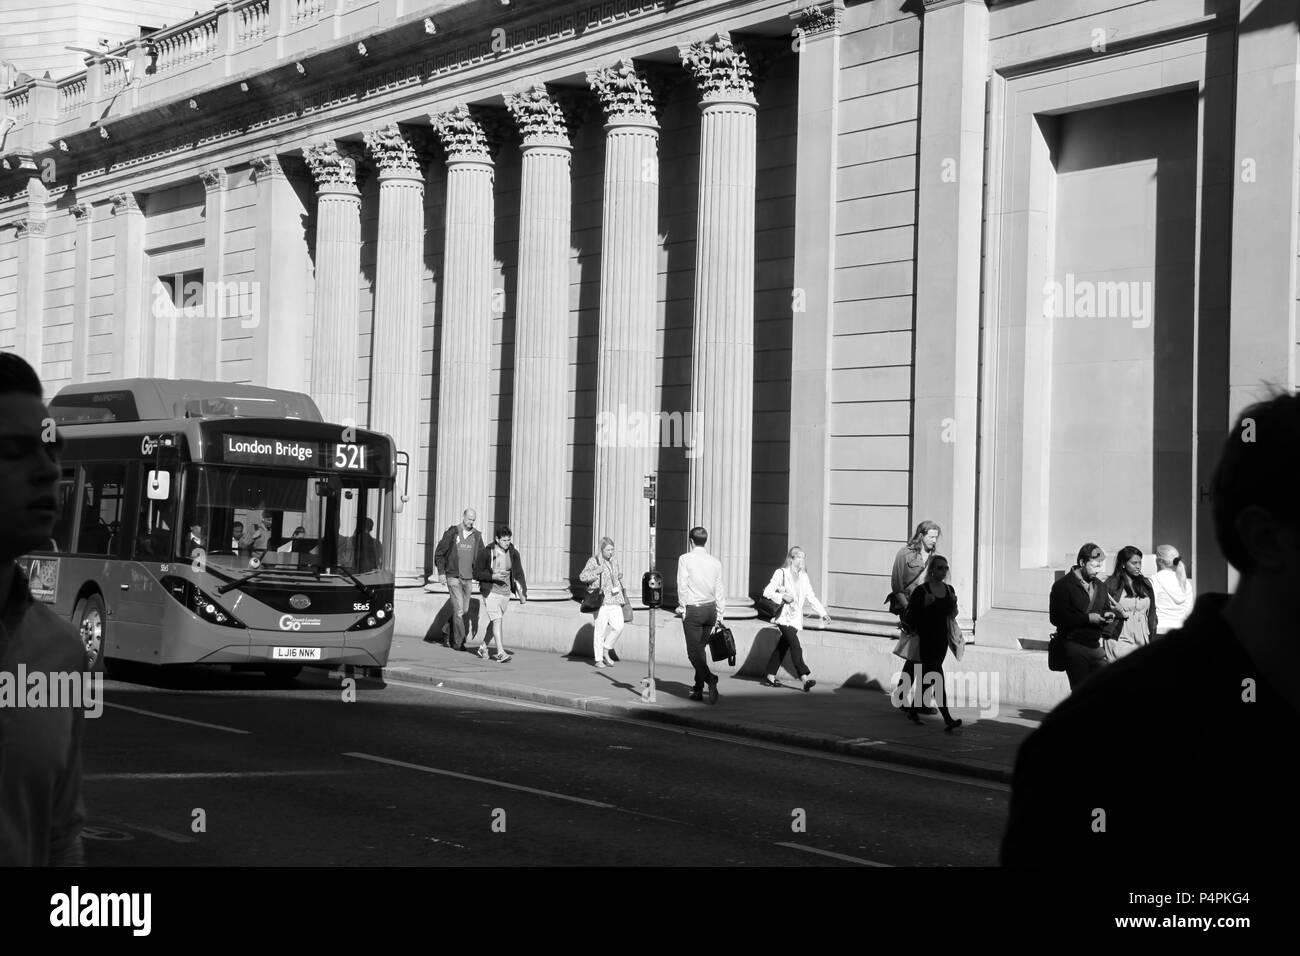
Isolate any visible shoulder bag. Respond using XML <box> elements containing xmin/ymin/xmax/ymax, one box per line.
<box><xmin>885</xmin><ymin>553</ymin><xmax>929</xmax><ymax>616</ymax></box>
<box><xmin>756</xmin><ymin>568</ymin><xmax>788</xmax><ymax>621</ymax></box>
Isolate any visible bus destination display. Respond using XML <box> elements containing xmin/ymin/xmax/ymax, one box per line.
<box><xmin>223</xmin><ymin>435</ymin><xmax>370</xmax><ymax>471</ymax></box>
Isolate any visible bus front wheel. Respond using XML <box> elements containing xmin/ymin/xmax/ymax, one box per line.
<box><xmin>74</xmin><ymin>594</ymin><xmax>107</xmax><ymax>669</ymax></box>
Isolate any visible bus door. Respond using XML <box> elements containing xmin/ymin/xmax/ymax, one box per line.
<box><xmin>114</xmin><ymin>461</ymin><xmax>170</xmax><ymax>662</ymax></box>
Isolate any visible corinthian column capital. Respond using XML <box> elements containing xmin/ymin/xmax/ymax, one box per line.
<box><xmin>109</xmin><ymin>192</ymin><xmax>139</xmax><ymax>215</ymax></box>
<box><xmin>586</xmin><ymin>59</ymin><xmax>659</xmax><ymax>123</ymax></box>
<box><xmin>430</xmin><ymin>104</ymin><xmax>502</xmax><ymax>162</ymax></box>
<box><xmin>504</xmin><ymin>85</ymin><xmax>571</xmax><ymax>148</ymax></box>
<box><xmin>363</xmin><ymin>123</ymin><xmax>424</xmax><ymax>174</ymax></box>
<box><xmin>303</xmin><ymin>140</ymin><xmax>366</xmax><ymax>189</ymax></box>
<box><xmin>792</xmin><ymin>2</ymin><xmax>844</xmax><ymax>36</ymax></box>
<box><xmin>199</xmin><ymin>167</ymin><xmax>228</xmax><ymax>191</ymax></box>
<box><xmin>679</xmin><ymin>32</ymin><xmax>757</xmax><ymax>104</ymax></box>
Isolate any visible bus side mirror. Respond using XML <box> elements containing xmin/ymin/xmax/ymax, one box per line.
<box><xmin>146</xmin><ymin>470</ymin><xmax>171</xmax><ymax>500</ymax></box>
<box><xmin>394</xmin><ymin>495</ymin><xmax>408</xmax><ymax>514</ymax></box>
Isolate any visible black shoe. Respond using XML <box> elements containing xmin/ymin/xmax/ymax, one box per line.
<box><xmin>944</xmin><ymin>718</ymin><xmax>963</xmax><ymax>732</ymax></box>
<box><xmin>907</xmin><ymin>710</ymin><xmax>924</xmax><ymax>725</ymax></box>
<box><xmin>608</xmin><ymin>649</ymin><xmax>620</xmax><ymax>663</ymax></box>
<box><xmin>706</xmin><ymin>683</ymin><xmax>719</xmax><ymax>705</ymax></box>
<box><xmin>921</xmin><ymin>706</ymin><xmax>938</xmax><ymax>715</ymax></box>
<box><xmin>802</xmin><ymin>678</ymin><xmax>816</xmax><ymax>692</ymax></box>
<box><xmin>688</xmin><ymin>689</ymin><xmax>704</xmax><ymax>702</ymax></box>
<box><xmin>761</xmin><ymin>677</ymin><xmax>783</xmax><ymax>688</ymax></box>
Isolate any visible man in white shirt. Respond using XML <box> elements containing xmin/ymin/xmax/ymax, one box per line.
<box><xmin>676</xmin><ymin>526</ymin><xmax>725</xmax><ymax>704</ymax></box>
<box><xmin>1151</xmin><ymin>544</ymin><xmax>1194</xmax><ymax>636</ymax></box>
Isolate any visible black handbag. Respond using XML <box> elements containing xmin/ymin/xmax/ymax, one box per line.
<box><xmin>708</xmin><ymin>622</ymin><xmax>736</xmax><ymax>666</ymax></box>
<box><xmin>1047</xmin><ymin>631</ymin><xmax>1067</xmax><ymax>672</ymax></box>
<box><xmin>756</xmin><ymin>569</ymin><xmax>788</xmax><ymax>620</ymax></box>
<box><xmin>580</xmin><ymin>587</ymin><xmax>603</xmax><ymax>614</ymax></box>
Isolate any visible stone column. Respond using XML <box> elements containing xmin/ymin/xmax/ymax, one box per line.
<box><xmin>251</xmin><ymin>153</ymin><xmax>310</xmax><ymax>392</ymax></box>
<box><xmin>69</xmin><ymin>200</ymin><xmax>93</xmax><ymax>382</ymax></box>
<box><xmin>912</xmin><ymin>0</ymin><xmax>988</xmax><ymax>633</ymax></box>
<box><xmin>787</xmin><ymin>2</ymin><xmax>844</xmax><ymax>608</ymax></box>
<box><xmin>303</xmin><ymin>141</ymin><xmax>364</xmax><ymax>425</ymax></box>
<box><xmin>504</xmin><ymin>85</ymin><xmax>574</xmax><ymax>600</ymax></box>
<box><xmin>109</xmin><ymin>190</ymin><xmax>148</xmax><ymax>378</ymax></box>
<box><xmin>586</xmin><ymin>59</ymin><xmax>659</xmax><ymax>591</ymax></box>
<box><xmin>363</xmin><ymin>124</ymin><xmax>426</xmax><ymax>586</ymax></box>
<box><xmin>1229</xmin><ymin>0</ymin><xmax>1299</xmax><ymax>420</ymax></box>
<box><xmin>428</xmin><ymin>105</ymin><xmax>495</xmax><ymax>549</ymax></box>
<box><xmin>193</xmin><ymin>166</ymin><xmax>227</xmax><ymax>380</ymax></box>
<box><xmin>13</xmin><ymin>180</ymin><xmax>49</xmax><ymax>369</ymax></box>
<box><xmin>679</xmin><ymin>34</ymin><xmax>759</xmax><ymax>617</ymax></box>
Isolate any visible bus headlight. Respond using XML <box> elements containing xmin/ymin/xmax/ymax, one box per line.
<box><xmin>160</xmin><ymin>576</ymin><xmax>247</xmax><ymax>629</ymax></box>
<box><xmin>347</xmin><ymin>601</ymin><xmax>393</xmax><ymax>632</ymax></box>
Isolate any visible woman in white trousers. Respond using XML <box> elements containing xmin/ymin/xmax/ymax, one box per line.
<box><xmin>579</xmin><ymin>537</ymin><xmax>629</xmax><ymax>668</ymax></box>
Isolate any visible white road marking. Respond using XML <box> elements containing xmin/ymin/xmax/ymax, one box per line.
<box><xmin>382</xmin><ymin>678</ymin><xmax>1010</xmax><ymax>792</ymax></box>
<box><xmin>93</xmin><ymin>814</ymin><xmax>197</xmax><ymax>844</ymax></box>
<box><xmin>105</xmin><ymin>702</ymin><xmax>250</xmax><ymax>735</ymax></box>
<box><xmin>86</xmin><ymin>770</ymin><xmax>361</xmax><ymax>780</ymax></box>
<box><xmin>775</xmin><ymin>842</ymin><xmax>889</xmax><ymax>867</ymax></box>
<box><xmin>342</xmin><ymin>751</ymin><xmax>617</xmax><ymax>809</ymax></box>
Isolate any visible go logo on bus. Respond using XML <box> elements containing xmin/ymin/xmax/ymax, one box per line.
<box><xmin>141</xmin><ymin>435</ymin><xmax>158</xmax><ymax>455</ymax></box>
<box><xmin>278</xmin><ymin>614</ymin><xmax>303</xmax><ymax>631</ymax></box>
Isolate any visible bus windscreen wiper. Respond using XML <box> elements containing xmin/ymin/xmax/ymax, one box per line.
<box><xmin>216</xmin><ymin>562</ymin><xmax>318</xmax><ymax>595</ymax></box>
<box><xmin>330</xmin><ymin>566</ymin><xmax>377</xmax><ymax>603</ymax></box>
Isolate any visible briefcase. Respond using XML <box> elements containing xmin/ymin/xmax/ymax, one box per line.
<box><xmin>708</xmin><ymin>623</ymin><xmax>736</xmax><ymax>666</ymax></box>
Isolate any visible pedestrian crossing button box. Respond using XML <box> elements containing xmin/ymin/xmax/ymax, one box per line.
<box><xmin>642</xmin><ymin>571</ymin><xmax>663</xmax><ymax>608</ymax></box>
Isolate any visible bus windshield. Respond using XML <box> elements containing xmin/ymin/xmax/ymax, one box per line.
<box><xmin>178</xmin><ymin>464</ymin><xmax>391</xmax><ymax>576</ymax></box>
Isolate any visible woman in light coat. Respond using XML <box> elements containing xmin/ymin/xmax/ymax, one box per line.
<box><xmin>579</xmin><ymin>537</ymin><xmax>629</xmax><ymax>668</ymax></box>
<box><xmin>760</xmin><ymin>546</ymin><xmax>831</xmax><ymax>691</ymax></box>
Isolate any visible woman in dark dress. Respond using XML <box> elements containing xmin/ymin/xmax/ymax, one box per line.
<box><xmin>903</xmin><ymin>555</ymin><xmax>963</xmax><ymax>731</ymax></box>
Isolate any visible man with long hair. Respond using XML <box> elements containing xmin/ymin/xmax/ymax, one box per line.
<box><xmin>889</xmin><ymin>520</ymin><xmax>941</xmax><ymax>715</ymax></box>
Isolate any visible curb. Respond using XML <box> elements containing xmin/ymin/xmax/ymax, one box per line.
<box><xmin>383</xmin><ymin>663</ymin><xmax>1015</xmax><ymax>785</ymax></box>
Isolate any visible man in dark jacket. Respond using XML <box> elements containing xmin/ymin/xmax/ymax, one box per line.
<box><xmin>0</xmin><ymin>352</ymin><xmax>87</xmax><ymax>865</ymax></box>
<box><xmin>472</xmin><ymin>525</ymin><xmax>527</xmax><ymax>662</ymax></box>
<box><xmin>1048</xmin><ymin>543</ymin><xmax>1116</xmax><ymax>690</ymax></box>
<box><xmin>1003</xmin><ymin>391</ymin><xmax>1300</xmax><ymax>867</ymax></box>
<box><xmin>430</xmin><ymin>508</ymin><xmax>485</xmax><ymax>651</ymax></box>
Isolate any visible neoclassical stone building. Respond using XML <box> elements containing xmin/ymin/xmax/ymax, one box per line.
<box><xmin>2</xmin><ymin>0</ymin><xmax>1297</xmax><ymax>678</ymax></box>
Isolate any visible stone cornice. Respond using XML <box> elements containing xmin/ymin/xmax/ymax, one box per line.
<box><xmin>921</xmin><ymin>0</ymin><xmax>986</xmax><ymax>9</ymax></box>
<box><xmin>586</xmin><ymin>59</ymin><xmax>658</xmax><ymax>122</ymax></box>
<box><xmin>679</xmin><ymin>33</ymin><xmax>757</xmax><ymax>104</ymax></box>
<box><xmin>199</xmin><ymin>167</ymin><xmax>227</xmax><ymax>191</ymax></box>
<box><xmin>363</xmin><ymin>123</ymin><xmax>424</xmax><ymax>173</ymax></box>
<box><xmin>504</xmin><ymin>85</ymin><xmax>571</xmax><ymax>147</ymax></box>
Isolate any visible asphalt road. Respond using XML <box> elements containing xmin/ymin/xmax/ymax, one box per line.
<box><xmin>82</xmin><ymin>665</ymin><xmax>1010</xmax><ymax>866</ymax></box>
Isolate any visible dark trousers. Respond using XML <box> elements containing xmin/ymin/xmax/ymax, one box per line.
<box><xmin>682</xmin><ymin>603</ymin><xmax>718</xmax><ymax>692</ymax></box>
<box><xmin>766</xmin><ymin>624</ymin><xmax>809</xmax><ymax>678</ymax></box>
<box><xmin>899</xmin><ymin>659</ymin><xmax>953</xmax><ymax>721</ymax></box>
<box><xmin>1064</xmin><ymin>639</ymin><xmax>1106</xmax><ymax>691</ymax></box>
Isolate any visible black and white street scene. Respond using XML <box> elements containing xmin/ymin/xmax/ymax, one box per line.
<box><xmin>0</xmin><ymin>0</ymin><xmax>1295</xmax><ymax>917</ymax></box>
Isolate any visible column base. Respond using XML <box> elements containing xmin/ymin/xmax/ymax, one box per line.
<box><xmin>526</xmin><ymin>583</ymin><xmax>578</xmax><ymax>602</ymax></box>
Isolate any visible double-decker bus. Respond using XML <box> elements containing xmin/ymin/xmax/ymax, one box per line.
<box><xmin>20</xmin><ymin>378</ymin><xmax>407</xmax><ymax>680</ymax></box>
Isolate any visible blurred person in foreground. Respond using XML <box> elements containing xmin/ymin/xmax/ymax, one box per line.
<box><xmin>0</xmin><ymin>351</ymin><xmax>86</xmax><ymax>865</ymax></box>
<box><xmin>1002</xmin><ymin>391</ymin><xmax>1300</xmax><ymax>866</ymax></box>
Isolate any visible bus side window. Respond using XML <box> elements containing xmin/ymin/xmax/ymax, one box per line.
<box><xmin>77</xmin><ymin>462</ymin><xmax>127</xmax><ymax>556</ymax></box>
<box><xmin>51</xmin><ymin>469</ymin><xmax>77</xmax><ymax>552</ymax></box>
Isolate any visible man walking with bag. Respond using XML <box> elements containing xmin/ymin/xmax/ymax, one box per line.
<box><xmin>677</xmin><ymin>526</ymin><xmax>725</xmax><ymax>705</ymax></box>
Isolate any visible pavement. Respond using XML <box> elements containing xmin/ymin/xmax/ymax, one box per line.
<box><xmin>382</xmin><ymin>630</ymin><xmax>1046</xmax><ymax>783</ymax></box>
